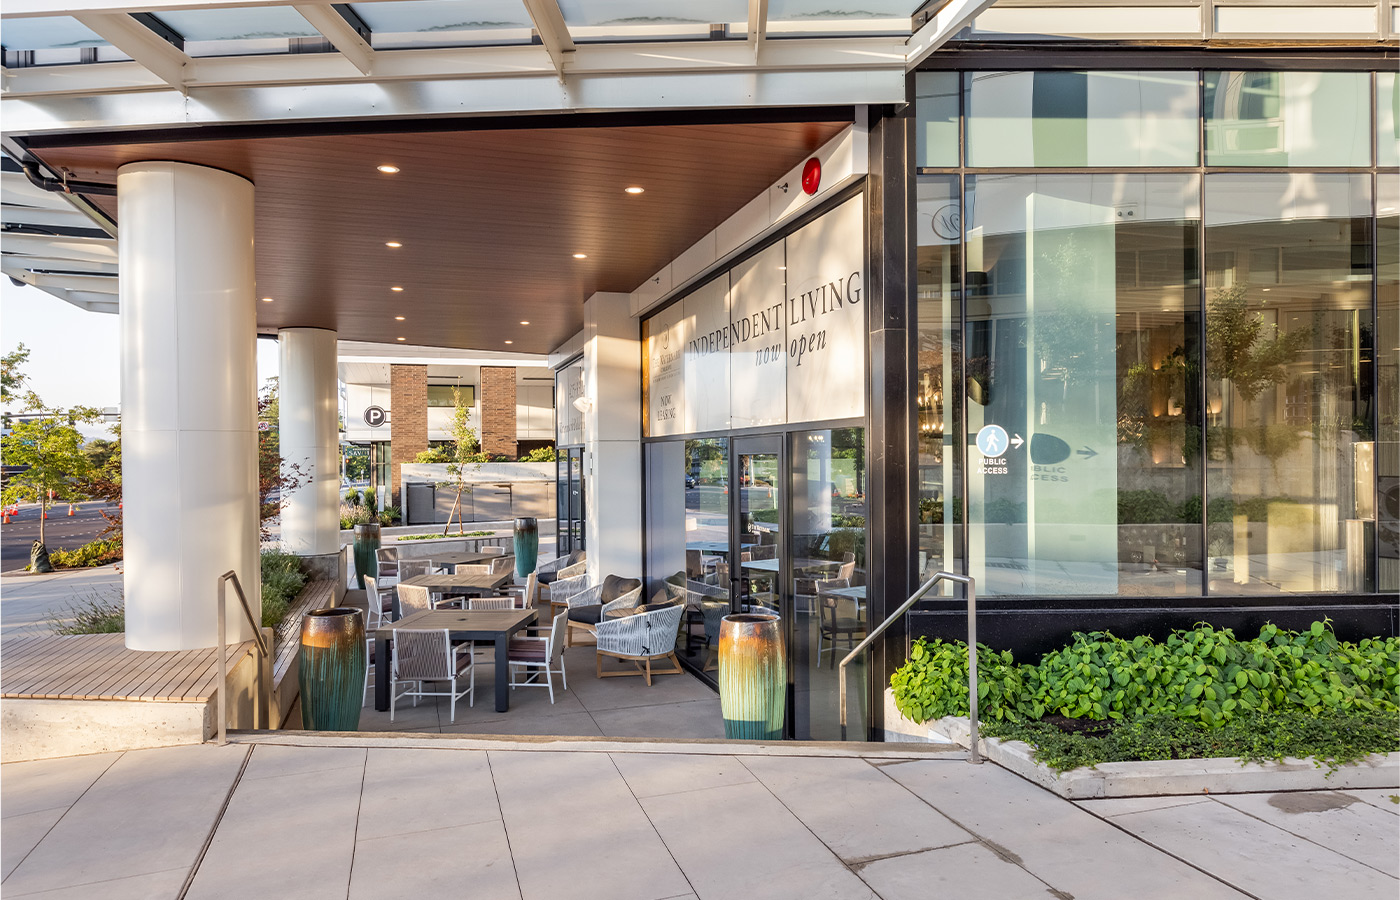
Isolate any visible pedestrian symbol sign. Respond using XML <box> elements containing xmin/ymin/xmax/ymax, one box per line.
<box><xmin>976</xmin><ymin>425</ymin><xmax>1008</xmax><ymax>458</ymax></box>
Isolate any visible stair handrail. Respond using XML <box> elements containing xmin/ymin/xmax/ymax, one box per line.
<box><xmin>838</xmin><ymin>571</ymin><xmax>981</xmax><ymax>763</ymax></box>
<box><xmin>216</xmin><ymin>570</ymin><xmax>272</xmax><ymax>745</ymax></box>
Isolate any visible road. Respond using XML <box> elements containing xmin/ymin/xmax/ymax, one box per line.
<box><xmin>0</xmin><ymin>502</ymin><xmax>115</xmax><ymax>572</ymax></box>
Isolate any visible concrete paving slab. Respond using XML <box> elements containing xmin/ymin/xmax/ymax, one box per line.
<box><xmin>611</xmin><ymin>753</ymin><xmax>756</xmax><ymax>800</ymax></box>
<box><xmin>1076</xmin><ymin>795</ymin><xmax>1214</xmax><ymax>818</ymax></box>
<box><xmin>591</xmin><ymin>698</ymin><xmax>726</xmax><ymax>739</ymax></box>
<box><xmin>4</xmin><ymin>866</ymin><xmax>188</xmax><ymax>899</ymax></box>
<box><xmin>357</xmin><ymin>696</ymin><xmax>443</xmax><ymax>732</ymax></box>
<box><xmin>185</xmin><ymin>754</ymin><xmax>365</xmax><ymax>900</ymax></box>
<box><xmin>638</xmin><ymin>780</ymin><xmax>875</xmax><ymax>900</ymax></box>
<box><xmin>239</xmin><ymin>743</ymin><xmax>366</xmax><ymax>781</ymax></box>
<box><xmin>440</xmin><ymin>710</ymin><xmax>604</xmax><ymax>737</ymax></box>
<box><xmin>2</xmin><ymin>807</ymin><xmax>66</xmax><ymax>881</ymax></box>
<box><xmin>854</xmin><ymin>841</ymin><xmax>1052</xmax><ymax>900</ymax></box>
<box><xmin>355</xmin><ymin>747</ymin><xmax>500</xmax><ymax>841</ymax></box>
<box><xmin>1343</xmin><ymin>788</ymin><xmax>1400</xmax><ymax>815</ymax></box>
<box><xmin>488</xmin><ymin>749</ymin><xmax>691</xmax><ymax>900</ymax></box>
<box><xmin>740</xmin><ymin>755</ymin><xmax>969</xmax><ymax>862</ymax></box>
<box><xmin>0</xmin><ymin>751</ymin><xmax>121</xmax><ymax>818</ymax></box>
<box><xmin>1107</xmin><ymin>795</ymin><xmax>1400</xmax><ymax>900</ymax></box>
<box><xmin>564</xmin><ymin>651</ymin><xmax>716</xmax><ymax>713</ymax></box>
<box><xmin>882</xmin><ymin>759</ymin><xmax>1251</xmax><ymax>900</ymax></box>
<box><xmin>1211</xmin><ymin>792</ymin><xmax>1400</xmax><ymax>878</ymax></box>
<box><xmin>2</xmin><ymin>744</ymin><xmax>247</xmax><ymax>897</ymax></box>
<box><xmin>349</xmin><ymin>819</ymin><xmax>520</xmax><ymax>900</ymax></box>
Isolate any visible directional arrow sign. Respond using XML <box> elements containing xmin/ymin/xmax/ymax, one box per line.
<box><xmin>1010</xmin><ymin>434</ymin><xmax>1025</xmax><ymax>450</ymax></box>
<box><xmin>1076</xmin><ymin>446</ymin><xmax>1098</xmax><ymax>459</ymax></box>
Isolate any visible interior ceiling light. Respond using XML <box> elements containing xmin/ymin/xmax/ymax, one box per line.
<box><xmin>391</xmin><ymin>286</ymin><xmax>404</xmax><ymax>292</ymax></box>
<box><xmin>377</xmin><ymin>165</ymin><xmax>400</xmax><ymax>174</ymax></box>
<box><xmin>396</xmin><ymin>336</ymin><xmax>406</xmax><ymax>341</ymax></box>
<box><xmin>572</xmin><ymin>253</ymin><xmax>587</xmax><ymax>259</ymax></box>
<box><xmin>624</xmin><ymin>186</ymin><xmax>645</xmax><ymax>194</ymax></box>
<box><xmin>504</xmin><ymin>340</ymin><xmax>514</xmax><ymax>344</ymax></box>
<box><xmin>520</xmin><ymin>320</ymin><xmax>530</xmax><ymax>325</ymax></box>
<box><xmin>260</xmin><ymin>297</ymin><xmax>274</xmax><ymax>302</ymax></box>
<box><xmin>386</xmin><ymin>241</ymin><xmax>402</xmax><ymax>248</ymax></box>
<box><xmin>395</xmin><ymin>316</ymin><xmax>405</xmax><ymax>321</ymax></box>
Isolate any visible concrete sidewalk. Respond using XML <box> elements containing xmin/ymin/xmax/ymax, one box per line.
<box><xmin>0</xmin><ymin>564</ymin><xmax>122</xmax><ymax>638</ymax></box>
<box><xmin>3</xmin><ymin>735</ymin><xmax>1395</xmax><ymax>900</ymax></box>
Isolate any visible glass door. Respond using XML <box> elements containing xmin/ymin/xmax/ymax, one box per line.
<box><xmin>730</xmin><ymin>437</ymin><xmax>784</xmax><ymax>616</ymax></box>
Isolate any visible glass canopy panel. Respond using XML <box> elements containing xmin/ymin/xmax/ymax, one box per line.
<box><xmin>1</xmin><ymin>16</ymin><xmax>109</xmax><ymax>50</ymax></box>
<box><xmin>351</xmin><ymin>0</ymin><xmax>534</xmax><ymax>49</ymax></box>
<box><xmin>556</xmin><ymin>0</ymin><xmax>744</xmax><ymax>41</ymax></box>
<box><xmin>765</xmin><ymin>0</ymin><xmax>911</xmax><ymax>36</ymax></box>
<box><xmin>153</xmin><ymin>6</ymin><xmax>321</xmax><ymax>57</ymax></box>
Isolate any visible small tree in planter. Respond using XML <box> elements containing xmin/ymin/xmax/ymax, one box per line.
<box><xmin>441</xmin><ymin>388</ymin><xmax>481</xmax><ymax>535</ymax></box>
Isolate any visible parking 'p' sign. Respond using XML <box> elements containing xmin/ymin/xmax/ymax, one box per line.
<box><xmin>364</xmin><ymin>406</ymin><xmax>387</xmax><ymax>428</ymax></box>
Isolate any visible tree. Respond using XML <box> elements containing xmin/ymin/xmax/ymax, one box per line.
<box><xmin>257</xmin><ymin>377</ymin><xmax>305</xmax><ymax>540</ymax></box>
<box><xmin>1205</xmin><ymin>284</ymin><xmax>1311</xmax><ymax>402</ymax></box>
<box><xmin>79</xmin><ymin>426</ymin><xmax>123</xmax><ymax>539</ymax></box>
<box><xmin>1</xmin><ymin>343</ymin><xmax>30</xmax><ymax>405</ymax></box>
<box><xmin>1</xmin><ymin>398</ymin><xmax>97</xmax><ymax>550</ymax></box>
<box><xmin>442</xmin><ymin>388</ymin><xmax>480</xmax><ymax>535</ymax></box>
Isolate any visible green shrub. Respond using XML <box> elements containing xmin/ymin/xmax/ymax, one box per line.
<box><xmin>1117</xmin><ymin>490</ymin><xmax>1178</xmax><ymax>524</ymax></box>
<box><xmin>49</xmin><ymin>537</ymin><xmax>123</xmax><ymax>568</ymax></box>
<box><xmin>340</xmin><ymin>503</ymin><xmax>373</xmax><ymax>529</ymax></box>
<box><xmin>891</xmin><ymin>621</ymin><xmax>1400</xmax><ymax>729</ymax></box>
<box><xmin>415</xmin><ymin>446</ymin><xmax>451</xmax><ymax>463</ymax></box>
<box><xmin>47</xmin><ymin>592</ymin><xmax>125</xmax><ymax>634</ymax></box>
<box><xmin>520</xmin><ymin>446</ymin><xmax>557</xmax><ymax>462</ymax></box>
<box><xmin>260</xmin><ymin>548</ymin><xmax>307</xmax><ymax>629</ymax></box>
<box><xmin>378</xmin><ymin>505</ymin><xmax>401</xmax><ymax>526</ymax></box>
<box><xmin>344</xmin><ymin>488</ymin><xmax>362</xmax><ymax>506</ymax></box>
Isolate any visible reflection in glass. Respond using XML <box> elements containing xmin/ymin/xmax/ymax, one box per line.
<box><xmin>351</xmin><ymin>0</ymin><xmax>533</xmax><ymax>49</ymax></box>
<box><xmin>764</xmin><ymin>0</ymin><xmax>909</xmax><ymax>35</ymax></box>
<box><xmin>1204</xmin><ymin>174</ymin><xmax>1373</xmax><ymax>593</ymax></box>
<box><xmin>659</xmin><ymin>439</ymin><xmax>731</xmax><ymax>676</ymax></box>
<box><xmin>558</xmin><ymin>0</ymin><xmax>740</xmax><ymax>40</ymax></box>
<box><xmin>153</xmin><ymin>6</ymin><xmax>322</xmax><ymax>56</ymax></box>
<box><xmin>1381</xmin><ymin>73</ymin><xmax>1400</xmax><ymax>168</ymax></box>
<box><xmin>0</xmin><ymin>16</ymin><xmax>108</xmax><ymax>50</ymax></box>
<box><xmin>736</xmin><ymin>450</ymin><xmax>782</xmax><ymax>614</ymax></box>
<box><xmin>915</xmin><ymin>72</ymin><xmax>959</xmax><ymax>168</ymax></box>
<box><xmin>1204</xmin><ymin>71</ymin><xmax>1371</xmax><ymax>167</ymax></box>
<box><xmin>790</xmin><ymin>428</ymin><xmax>867</xmax><ymax>740</ymax></box>
<box><xmin>965</xmin><ymin>174</ymin><xmax>1203</xmax><ymax>597</ymax></box>
<box><xmin>965</xmin><ymin>71</ymin><xmax>1199</xmax><ymax>167</ymax></box>
<box><xmin>915</xmin><ymin>175</ymin><xmax>964</xmax><ymax>583</ymax></box>
<box><xmin>1377</xmin><ymin>175</ymin><xmax>1398</xmax><ymax>592</ymax></box>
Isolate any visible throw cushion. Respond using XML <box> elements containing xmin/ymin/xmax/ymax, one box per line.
<box><xmin>600</xmin><ymin>575</ymin><xmax>642</xmax><ymax>604</ymax></box>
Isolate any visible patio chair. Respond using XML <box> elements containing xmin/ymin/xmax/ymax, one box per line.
<box><xmin>545</xmin><ymin>560</ymin><xmax>588</xmax><ymax>613</ymax></box>
<box><xmin>794</xmin><ymin>554</ymin><xmax>856</xmax><ymax>614</ymax></box>
<box><xmin>489</xmin><ymin>555</ymin><xmax>515</xmax><ymax>576</ymax></box>
<box><xmin>481</xmin><ymin>546</ymin><xmax>507</xmax><ymax>556</ymax></box>
<box><xmin>399</xmin><ymin>559</ymin><xmax>436</xmax><ymax>581</ymax></box>
<box><xmin>375</xmin><ymin>547</ymin><xmax>400</xmax><ymax>583</ymax></box>
<box><xmin>817</xmin><ymin>578</ymin><xmax>863</xmax><ymax>668</ymax></box>
<box><xmin>595</xmin><ymin>602</ymin><xmax>686</xmax><ymax>685</ymax></box>
<box><xmin>363</xmin><ymin>574</ymin><xmax>395</xmax><ymax>628</ymax></box>
<box><xmin>390</xmin><ymin>628</ymin><xmax>474</xmax><ymax>722</ymax></box>
<box><xmin>507</xmin><ymin>609</ymin><xmax>569</xmax><ymax>702</ymax></box>
<box><xmin>537</xmin><ymin>549</ymin><xmax>585</xmax><ymax>586</ymax></box>
<box><xmin>468</xmin><ymin>596</ymin><xmax>516</xmax><ymax>610</ymax></box>
<box><xmin>504</xmin><ymin>572</ymin><xmax>537</xmax><ymax>610</ymax></box>
<box><xmin>397</xmin><ymin>583</ymin><xmax>433</xmax><ymax>618</ymax></box>
<box><xmin>557</xmin><ymin>574</ymin><xmax>644</xmax><ymax>646</ymax></box>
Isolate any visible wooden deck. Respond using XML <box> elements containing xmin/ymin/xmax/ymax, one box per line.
<box><xmin>1</xmin><ymin>633</ymin><xmax>256</xmax><ymax>703</ymax></box>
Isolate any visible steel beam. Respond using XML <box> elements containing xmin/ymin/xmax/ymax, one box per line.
<box><xmin>521</xmin><ymin>0</ymin><xmax>575</xmax><ymax>79</ymax></box>
<box><xmin>293</xmin><ymin>3</ymin><xmax>374</xmax><ymax>75</ymax></box>
<box><xmin>73</xmin><ymin>12</ymin><xmax>193</xmax><ymax>89</ymax></box>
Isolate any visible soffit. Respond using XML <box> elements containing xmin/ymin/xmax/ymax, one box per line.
<box><xmin>34</xmin><ymin>118</ymin><xmax>848</xmax><ymax>353</ymax></box>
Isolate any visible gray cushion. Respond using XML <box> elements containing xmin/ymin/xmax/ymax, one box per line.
<box><xmin>568</xmin><ymin>604</ymin><xmax>603</xmax><ymax>625</ymax></box>
<box><xmin>601</xmin><ymin>575</ymin><xmax>642</xmax><ymax>604</ymax></box>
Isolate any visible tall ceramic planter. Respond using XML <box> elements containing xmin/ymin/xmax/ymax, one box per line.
<box><xmin>299</xmin><ymin>607</ymin><xmax>365</xmax><ymax>731</ymax></box>
<box><xmin>514</xmin><ymin>516</ymin><xmax>539</xmax><ymax>578</ymax></box>
<box><xmin>352</xmin><ymin>522</ymin><xmax>380</xmax><ymax>590</ymax></box>
<box><xmin>719</xmin><ymin>613</ymin><xmax>785</xmax><ymax>740</ymax></box>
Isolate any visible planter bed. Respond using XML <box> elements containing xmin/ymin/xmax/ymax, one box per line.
<box><xmin>883</xmin><ymin>690</ymin><xmax>1399</xmax><ymax>799</ymax></box>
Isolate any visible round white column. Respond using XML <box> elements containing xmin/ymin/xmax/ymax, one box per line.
<box><xmin>119</xmin><ymin>161</ymin><xmax>258</xmax><ymax>650</ymax></box>
<box><xmin>278</xmin><ymin>327</ymin><xmax>340</xmax><ymax>556</ymax></box>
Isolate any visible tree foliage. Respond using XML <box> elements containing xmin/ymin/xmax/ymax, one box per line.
<box><xmin>1205</xmin><ymin>284</ymin><xmax>1311</xmax><ymax>402</ymax></box>
<box><xmin>442</xmin><ymin>388</ymin><xmax>480</xmax><ymax>535</ymax></box>
<box><xmin>1</xmin><ymin>399</ymin><xmax>97</xmax><ymax>545</ymax></box>
<box><xmin>257</xmin><ymin>377</ymin><xmax>306</xmax><ymax>539</ymax></box>
<box><xmin>1</xmin><ymin>343</ymin><xmax>31</xmax><ymax>405</ymax></box>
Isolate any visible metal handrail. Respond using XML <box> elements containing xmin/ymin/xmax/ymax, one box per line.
<box><xmin>838</xmin><ymin>571</ymin><xmax>981</xmax><ymax>763</ymax></box>
<box><xmin>216</xmin><ymin>570</ymin><xmax>272</xmax><ymax>745</ymax></box>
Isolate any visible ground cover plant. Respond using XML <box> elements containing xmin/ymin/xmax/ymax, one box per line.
<box><xmin>48</xmin><ymin>537</ymin><xmax>123</xmax><ymax>569</ymax></box>
<box><xmin>46</xmin><ymin>590</ymin><xmax>125</xmax><ymax>635</ymax></box>
<box><xmin>396</xmin><ymin>530</ymin><xmax>495</xmax><ymax>541</ymax></box>
<box><xmin>260</xmin><ymin>548</ymin><xmax>308</xmax><ymax>629</ymax></box>
<box><xmin>890</xmin><ymin>621</ymin><xmax>1400</xmax><ymax>771</ymax></box>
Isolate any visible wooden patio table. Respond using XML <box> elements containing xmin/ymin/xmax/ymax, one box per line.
<box><xmin>375</xmin><ymin>608</ymin><xmax>537</xmax><ymax>713</ymax></box>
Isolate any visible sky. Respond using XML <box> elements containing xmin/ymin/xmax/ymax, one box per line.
<box><xmin>2</xmin><ymin>279</ymin><xmax>280</xmax><ymax>437</ymax></box>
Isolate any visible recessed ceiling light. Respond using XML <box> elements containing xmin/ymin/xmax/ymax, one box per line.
<box><xmin>260</xmin><ymin>297</ymin><xmax>274</xmax><ymax>302</ymax></box>
<box><xmin>391</xmin><ymin>286</ymin><xmax>404</xmax><ymax>292</ymax></box>
<box><xmin>377</xmin><ymin>165</ymin><xmax>400</xmax><ymax>174</ymax></box>
<box><xmin>386</xmin><ymin>241</ymin><xmax>402</xmax><ymax>248</ymax></box>
<box><xmin>395</xmin><ymin>316</ymin><xmax>405</xmax><ymax>321</ymax></box>
<box><xmin>504</xmin><ymin>340</ymin><xmax>514</xmax><ymax>344</ymax></box>
<box><xmin>624</xmin><ymin>186</ymin><xmax>645</xmax><ymax>194</ymax></box>
<box><xmin>572</xmin><ymin>253</ymin><xmax>587</xmax><ymax>259</ymax></box>
<box><xmin>1261</xmin><ymin>288</ymin><xmax>1270</xmax><ymax>292</ymax></box>
<box><xmin>520</xmin><ymin>320</ymin><xmax>530</xmax><ymax>325</ymax></box>
<box><xmin>396</xmin><ymin>337</ymin><xmax>406</xmax><ymax>341</ymax></box>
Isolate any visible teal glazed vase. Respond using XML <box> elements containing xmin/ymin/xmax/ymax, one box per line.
<box><xmin>514</xmin><ymin>517</ymin><xmax>539</xmax><ymax>578</ymax></box>
<box><xmin>299</xmin><ymin>607</ymin><xmax>366</xmax><ymax>731</ymax></box>
<box><xmin>719</xmin><ymin>613</ymin><xmax>785</xmax><ymax>740</ymax></box>
<box><xmin>352</xmin><ymin>522</ymin><xmax>380</xmax><ymax>590</ymax></box>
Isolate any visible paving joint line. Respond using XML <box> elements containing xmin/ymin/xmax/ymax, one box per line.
<box><xmin>1</xmin><ymin>750</ymin><xmax>125</xmax><ymax>887</ymax></box>
<box><xmin>342</xmin><ymin>749</ymin><xmax>371</xmax><ymax>900</ymax></box>
<box><xmin>607</xmin><ymin>752</ymin><xmax>700</xmax><ymax>900</ymax></box>
<box><xmin>483</xmin><ymin>749</ymin><xmax>527</xmax><ymax>900</ymax></box>
<box><xmin>175</xmin><ymin>744</ymin><xmax>254</xmax><ymax>900</ymax></box>
<box><xmin>1205</xmin><ymin>794</ymin><xmax>1400</xmax><ymax>880</ymax></box>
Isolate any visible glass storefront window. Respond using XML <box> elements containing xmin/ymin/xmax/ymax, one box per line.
<box><xmin>1380</xmin><ymin>72</ymin><xmax>1400</xmax><ymax>168</ymax></box>
<box><xmin>915</xmin><ymin>72</ymin><xmax>959</xmax><ymax>168</ymax></box>
<box><xmin>1204</xmin><ymin>173</ymin><xmax>1373</xmax><ymax>593</ymax></box>
<box><xmin>965</xmin><ymin>71</ymin><xmax>1199</xmax><ymax>168</ymax></box>
<box><xmin>964</xmin><ymin>173</ymin><xmax>1203</xmax><ymax>597</ymax></box>
<box><xmin>789</xmin><ymin>428</ymin><xmax>866</xmax><ymax>740</ymax></box>
<box><xmin>1375</xmin><ymin>174</ymin><xmax>1397</xmax><ymax>592</ymax></box>
<box><xmin>915</xmin><ymin>175</ymin><xmax>964</xmax><ymax>582</ymax></box>
<box><xmin>1204</xmin><ymin>71</ymin><xmax>1371</xmax><ymax>167</ymax></box>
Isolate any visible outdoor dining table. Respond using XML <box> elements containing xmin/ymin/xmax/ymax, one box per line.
<box><xmin>374</xmin><ymin>608</ymin><xmax>538</xmax><ymax>713</ymax></box>
<box><xmin>429</xmin><ymin>550</ymin><xmax>500</xmax><ymax>567</ymax></box>
<box><xmin>397</xmin><ymin>571</ymin><xmax>512</xmax><ymax>614</ymax></box>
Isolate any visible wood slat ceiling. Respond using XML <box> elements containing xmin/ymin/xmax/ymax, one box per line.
<box><xmin>36</xmin><ymin>119</ymin><xmax>849</xmax><ymax>353</ymax></box>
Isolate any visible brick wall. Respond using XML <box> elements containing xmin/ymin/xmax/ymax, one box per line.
<box><xmin>480</xmin><ymin>366</ymin><xmax>517</xmax><ymax>459</ymax></box>
<box><xmin>389</xmin><ymin>364</ymin><xmax>427</xmax><ymax>505</ymax></box>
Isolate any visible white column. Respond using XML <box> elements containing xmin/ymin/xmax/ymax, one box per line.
<box><xmin>278</xmin><ymin>327</ymin><xmax>340</xmax><ymax>556</ymax></box>
<box><xmin>119</xmin><ymin>161</ymin><xmax>258</xmax><ymax>650</ymax></box>
<box><xmin>582</xmin><ymin>292</ymin><xmax>643</xmax><ymax>580</ymax></box>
